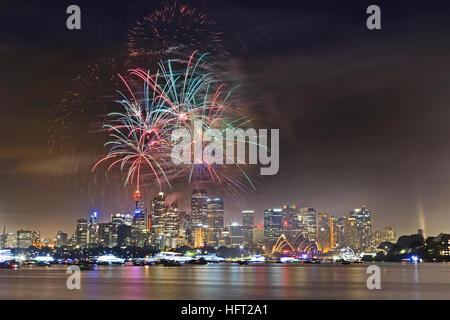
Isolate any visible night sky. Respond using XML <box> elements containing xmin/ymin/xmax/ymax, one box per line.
<box><xmin>2</xmin><ymin>0</ymin><xmax>450</xmax><ymax>238</ymax></box>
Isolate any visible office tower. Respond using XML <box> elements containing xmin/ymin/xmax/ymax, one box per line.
<box><xmin>229</xmin><ymin>223</ymin><xmax>244</xmax><ymax>247</ymax></box>
<box><xmin>207</xmin><ymin>198</ymin><xmax>225</xmax><ymax>246</ymax></box>
<box><xmin>264</xmin><ymin>208</ymin><xmax>283</xmax><ymax>249</ymax></box>
<box><xmin>300</xmin><ymin>207</ymin><xmax>317</xmax><ymax>239</ymax></box>
<box><xmin>336</xmin><ymin>216</ymin><xmax>346</xmax><ymax>247</ymax></box>
<box><xmin>111</xmin><ymin>213</ymin><xmax>133</xmax><ymax>227</ymax></box>
<box><xmin>16</xmin><ymin>230</ymin><xmax>32</xmax><ymax>248</ymax></box>
<box><xmin>133</xmin><ymin>190</ymin><xmax>148</xmax><ymax>232</ymax></box>
<box><xmin>75</xmin><ymin>218</ymin><xmax>88</xmax><ymax>248</ymax></box>
<box><xmin>349</xmin><ymin>205</ymin><xmax>372</xmax><ymax>250</ymax></box>
<box><xmin>163</xmin><ymin>203</ymin><xmax>179</xmax><ymax>236</ymax></box>
<box><xmin>382</xmin><ymin>226</ymin><xmax>396</xmax><ymax>243</ymax></box>
<box><xmin>4</xmin><ymin>233</ymin><xmax>17</xmax><ymax>249</ymax></box>
<box><xmin>88</xmin><ymin>211</ymin><xmax>99</xmax><ymax>247</ymax></box>
<box><xmin>194</xmin><ymin>226</ymin><xmax>206</xmax><ymax>248</ymax></box>
<box><xmin>329</xmin><ymin>215</ymin><xmax>338</xmax><ymax>249</ymax></box>
<box><xmin>343</xmin><ymin>217</ymin><xmax>358</xmax><ymax>250</ymax></box>
<box><xmin>191</xmin><ymin>189</ymin><xmax>208</xmax><ymax>226</ymax></box>
<box><xmin>317</xmin><ymin>212</ymin><xmax>331</xmax><ymax>252</ymax></box>
<box><xmin>32</xmin><ymin>230</ymin><xmax>40</xmax><ymax>247</ymax></box>
<box><xmin>282</xmin><ymin>205</ymin><xmax>298</xmax><ymax>235</ymax></box>
<box><xmin>253</xmin><ymin>225</ymin><xmax>264</xmax><ymax>248</ymax></box>
<box><xmin>98</xmin><ymin>223</ymin><xmax>116</xmax><ymax>248</ymax></box>
<box><xmin>56</xmin><ymin>231</ymin><xmax>68</xmax><ymax>247</ymax></box>
<box><xmin>151</xmin><ymin>192</ymin><xmax>165</xmax><ymax>236</ymax></box>
<box><xmin>242</xmin><ymin>210</ymin><xmax>254</xmax><ymax>248</ymax></box>
<box><xmin>117</xmin><ymin>224</ymin><xmax>132</xmax><ymax>247</ymax></box>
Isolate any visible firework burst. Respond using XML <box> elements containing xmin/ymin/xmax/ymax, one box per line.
<box><xmin>94</xmin><ymin>52</ymin><xmax>256</xmax><ymax>196</ymax></box>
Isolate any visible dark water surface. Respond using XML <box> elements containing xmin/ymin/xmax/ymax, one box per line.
<box><xmin>0</xmin><ymin>263</ymin><xmax>449</xmax><ymax>299</ymax></box>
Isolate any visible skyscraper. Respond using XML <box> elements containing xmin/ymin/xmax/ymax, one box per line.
<box><xmin>207</xmin><ymin>198</ymin><xmax>224</xmax><ymax>246</ymax></box>
<box><xmin>75</xmin><ymin>218</ymin><xmax>88</xmax><ymax>248</ymax></box>
<box><xmin>88</xmin><ymin>211</ymin><xmax>99</xmax><ymax>247</ymax></box>
<box><xmin>317</xmin><ymin>212</ymin><xmax>331</xmax><ymax>252</ymax></box>
<box><xmin>191</xmin><ymin>189</ymin><xmax>208</xmax><ymax>226</ymax></box>
<box><xmin>56</xmin><ymin>231</ymin><xmax>68</xmax><ymax>247</ymax></box>
<box><xmin>98</xmin><ymin>223</ymin><xmax>116</xmax><ymax>248</ymax></box>
<box><xmin>16</xmin><ymin>230</ymin><xmax>32</xmax><ymax>248</ymax></box>
<box><xmin>150</xmin><ymin>192</ymin><xmax>165</xmax><ymax>236</ymax></box>
<box><xmin>162</xmin><ymin>203</ymin><xmax>179</xmax><ymax>236</ymax></box>
<box><xmin>264</xmin><ymin>208</ymin><xmax>283</xmax><ymax>249</ymax></box>
<box><xmin>242</xmin><ymin>210</ymin><xmax>254</xmax><ymax>248</ymax></box>
<box><xmin>301</xmin><ymin>207</ymin><xmax>317</xmax><ymax>239</ymax></box>
<box><xmin>343</xmin><ymin>217</ymin><xmax>358</xmax><ymax>250</ymax></box>
<box><xmin>349</xmin><ymin>205</ymin><xmax>372</xmax><ymax>251</ymax></box>
<box><xmin>253</xmin><ymin>225</ymin><xmax>264</xmax><ymax>248</ymax></box>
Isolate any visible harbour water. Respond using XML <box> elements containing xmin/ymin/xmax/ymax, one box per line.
<box><xmin>0</xmin><ymin>263</ymin><xmax>449</xmax><ymax>300</ymax></box>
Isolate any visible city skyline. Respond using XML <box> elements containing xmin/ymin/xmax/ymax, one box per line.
<box><xmin>2</xmin><ymin>1</ymin><xmax>450</xmax><ymax>239</ymax></box>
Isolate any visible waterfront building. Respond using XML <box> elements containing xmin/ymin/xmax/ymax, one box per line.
<box><xmin>117</xmin><ymin>224</ymin><xmax>132</xmax><ymax>247</ymax></box>
<box><xmin>242</xmin><ymin>210</ymin><xmax>254</xmax><ymax>248</ymax></box>
<box><xmin>194</xmin><ymin>226</ymin><xmax>206</xmax><ymax>248</ymax></box>
<box><xmin>98</xmin><ymin>223</ymin><xmax>116</xmax><ymax>248</ymax></box>
<box><xmin>191</xmin><ymin>189</ymin><xmax>208</xmax><ymax>226</ymax></box>
<box><xmin>32</xmin><ymin>230</ymin><xmax>41</xmax><ymax>247</ymax></box>
<box><xmin>56</xmin><ymin>231</ymin><xmax>68</xmax><ymax>247</ymax></box>
<box><xmin>150</xmin><ymin>192</ymin><xmax>165</xmax><ymax>237</ymax></box>
<box><xmin>4</xmin><ymin>233</ymin><xmax>17</xmax><ymax>249</ymax></box>
<box><xmin>162</xmin><ymin>203</ymin><xmax>179</xmax><ymax>236</ymax></box>
<box><xmin>349</xmin><ymin>205</ymin><xmax>372</xmax><ymax>251</ymax></box>
<box><xmin>264</xmin><ymin>208</ymin><xmax>283</xmax><ymax>249</ymax></box>
<box><xmin>75</xmin><ymin>218</ymin><xmax>88</xmax><ymax>248</ymax></box>
<box><xmin>16</xmin><ymin>229</ymin><xmax>32</xmax><ymax>248</ymax></box>
<box><xmin>343</xmin><ymin>217</ymin><xmax>358</xmax><ymax>250</ymax></box>
<box><xmin>207</xmin><ymin>198</ymin><xmax>224</xmax><ymax>246</ymax></box>
<box><xmin>317</xmin><ymin>212</ymin><xmax>331</xmax><ymax>252</ymax></box>
<box><xmin>300</xmin><ymin>207</ymin><xmax>317</xmax><ymax>239</ymax></box>
<box><xmin>253</xmin><ymin>225</ymin><xmax>264</xmax><ymax>248</ymax></box>
<box><xmin>88</xmin><ymin>211</ymin><xmax>99</xmax><ymax>247</ymax></box>
<box><xmin>229</xmin><ymin>223</ymin><xmax>244</xmax><ymax>247</ymax></box>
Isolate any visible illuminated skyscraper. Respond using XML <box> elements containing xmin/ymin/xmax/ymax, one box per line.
<box><xmin>16</xmin><ymin>230</ymin><xmax>32</xmax><ymax>249</ymax></box>
<box><xmin>75</xmin><ymin>219</ymin><xmax>88</xmax><ymax>248</ymax></box>
<box><xmin>343</xmin><ymin>217</ymin><xmax>358</xmax><ymax>250</ymax></box>
<box><xmin>300</xmin><ymin>207</ymin><xmax>317</xmax><ymax>239</ymax></box>
<box><xmin>349</xmin><ymin>205</ymin><xmax>372</xmax><ymax>251</ymax></box>
<box><xmin>242</xmin><ymin>210</ymin><xmax>254</xmax><ymax>248</ymax></box>
<box><xmin>317</xmin><ymin>212</ymin><xmax>331</xmax><ymax>252</ymax></box>
<box><xmin>151</xmin><ymin>192</ymin><xmax>165</xmax><ymax>236</ymax></box>
<box><xmin>264</xmin><ymin>208</ymin><xmax>283</xmax><ymax>249</ymax></box>
<box><xmin>191</xmin><ymin>189</ymin><xmax>208</xmax><ymax>226</ymax></box>
<box><xmin>162</xmin><ymin>203</ymin><xmax>179</xmax><ymax>236</ymax></box>
<box><xmin>56</xmin><ymin>231</ymin><xmax>68</xmax><ymax>247</ymax></box>
<box><xmin>4</xmin><ymin>233</ymin><xmax>16</xmax><ymax>249</ymax></box>
<box><xmin>32</xmin><ymin>230</ymin><xmax>41</xmax><ymax>247</ymax></box>
<box><xmin>207</xmin><ymin>198</ymin><xmax>224</xmax><ymax>246</ymax></box>
<box><xmin>88</xmin><ymin>211</ymin><xmax>99</xmax><ymax>247</ymax></box>
<box><xmin>228</xmin><ymin>223</ymin><xmax>244</xmax><ymax>247</ymax></box>
<box><xmin>98</xmin><ymin>223</ymin><xmax>116</xmax><ymax>248</ymax></box>
<box><xmin>253</xmin><ymin>225</ymin><xmax>264</xmax><ymax>248</ymax></box>
<box><xmin>282</xmin><ymin>205</ymin><xmax>298</xmax><ymax>235</ymax></box>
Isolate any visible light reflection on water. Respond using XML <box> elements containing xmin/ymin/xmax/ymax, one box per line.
<box><xmin>0</xmin><ymin>263</ymin><xmax>449</xmax><ymax>300</ymax></box>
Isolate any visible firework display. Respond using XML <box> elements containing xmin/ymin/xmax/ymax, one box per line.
<box><xmin>93</xmin><ymin>51</ymin><xmax>256</xmax><ymax>196</ymax></box>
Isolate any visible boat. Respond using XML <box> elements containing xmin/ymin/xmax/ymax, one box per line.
<box><xmin>238</xmin><ymin>260</ymin><xmax>248</xmax><ymax>265</ymax></box>
<box><xmin>0</xmin><ymin>261</ymin><xmax>20</xmax><ymax>269</ymax></box>
<box><xmin>341</xmin><ymin>260</ymin><xmax>351</xmax><ymax>265</ymax></box>
<box><xmin>187</xmin><ymin>258</ymin><xmax>208</xmax><ymax>265</ymax></box>
<box><xmin>162</xmin><ymin>259</ymin><xmax>181</xmax><ymax>266</ymax></box>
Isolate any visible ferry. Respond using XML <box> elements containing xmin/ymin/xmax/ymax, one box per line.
<box><xmin>96</xmin><ymin>254</ymin><xmax>125</xmax><ymax>265</ymax></box>
<box><xmin>154</xmin><ymin>252</ymin><xmax>192</xmax><ymax>263</ymax></box>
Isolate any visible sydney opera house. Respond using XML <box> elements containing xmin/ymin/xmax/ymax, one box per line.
<box><xmin>271</xmin><ymin>233</ymin><xmax>319</xmax><ymax>256</ymax></box>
